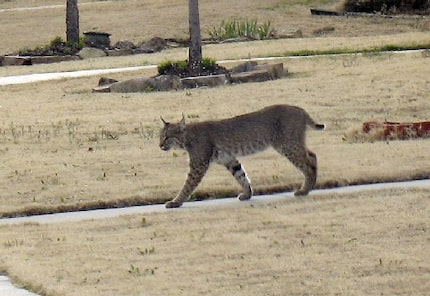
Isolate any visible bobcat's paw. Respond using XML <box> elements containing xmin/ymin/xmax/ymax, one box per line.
<box><xmin>238</xmin><ymin>192</ymin><xmax>252</xmax><ymax>201</ymax></box>
<box><xmin>294</xmin><ymin>189</ymin><xmax>309</xmax><ymax>197</ymax></box>
<box><xmin>165</xmin><ymin>200</ymin><xmax>183</xmax><ymax>208</ymax></box>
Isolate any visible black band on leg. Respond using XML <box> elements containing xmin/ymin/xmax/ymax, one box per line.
<box><xmin>231</xmin><ymin>164</ymin><xmax>242</xmax><ymax>174</ymax></box>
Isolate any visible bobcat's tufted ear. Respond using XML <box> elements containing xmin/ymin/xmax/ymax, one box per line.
<box><xmin>160</xmin><ymin>116</ymin><xmax>169</xmax><ymax>126</ymax></box>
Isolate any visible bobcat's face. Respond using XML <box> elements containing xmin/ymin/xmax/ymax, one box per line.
<box><xmin>159</xmin><ymin>116</ymin><xmax>186</xmax><ymax>151</ymax></box>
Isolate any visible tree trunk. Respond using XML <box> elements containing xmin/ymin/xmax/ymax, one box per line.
<box><xmin>66</xmin><ymin>0</ymin><xmax>80</xmax><ymax>44</ymax></box>
<box><xmin>188</xmin><ymin>0</ymin><xmax>202</xmax><ymax>75</ymax></box>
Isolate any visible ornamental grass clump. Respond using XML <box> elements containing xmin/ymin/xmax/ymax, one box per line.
<box><xmin>208</xmin><ymin>18</ymin><xmax>274</xmax><ymax>41</ymax></box>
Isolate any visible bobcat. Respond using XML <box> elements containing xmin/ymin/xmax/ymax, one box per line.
<box><xmin>159</xmin><ymin>104</ymin><xmax>325</xmax><ymax>208</ymax></box>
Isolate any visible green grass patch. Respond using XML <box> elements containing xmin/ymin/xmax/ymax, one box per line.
<box><xmin>266</xmin><ymin>0</ymin><xmax>336</xmax><ymax>10</ymax></box>
<box><xmin>157</xmin><ymin>57</ymin><xmax>222</xmax><ymax>77</ymax></box>
<box><xmin>274</xmin><ymin>42</ymin><xmax>430</xmax><ymax>57</ymax></box>
<box><xmin>18</xmin><ymin>35</ymin><xmax>85</xmax><ymax>56</ymax></box>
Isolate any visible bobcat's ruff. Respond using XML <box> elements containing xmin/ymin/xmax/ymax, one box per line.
<box><xmin>159</xmin><ymin>104</ymin><xmax>325</xmax><ymax>208</ymax></box>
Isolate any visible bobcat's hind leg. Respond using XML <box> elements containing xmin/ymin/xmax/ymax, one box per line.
<box><xmin>222</xmin><ymin>158</ymin><xmax>253</xmax><ymax>201</ymax></box>
<box><xmin>276</xmin><ymin>145</ymin><xmax>318</xmax><ymax>196</ymax></box>
<box><xmin>293</xmin><ymin>150</ymin><xmax>317</xmax><ymax>196</ymax></box>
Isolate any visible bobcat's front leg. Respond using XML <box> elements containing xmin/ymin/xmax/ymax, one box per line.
<box><xmin>165</xmin><ymin>159</ymin><xmax>209</xmax><ymax>208</ymax></box>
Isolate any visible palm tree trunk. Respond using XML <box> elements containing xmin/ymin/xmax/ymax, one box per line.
<box><xmin>66</xmin><ymin>0</ymin><xmax>80</xmax><ymax>44</ymax></box>
<box><xmin>188</xmin><ymin>0</ymin><xmax>202</xmax><ymax>75</ymax></box>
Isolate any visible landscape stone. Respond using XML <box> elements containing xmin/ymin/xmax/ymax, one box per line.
<box><xmin>181</xmin><ymin>74</ymin><xmax>228</xmax><ymax>89</ymax></box>
<box><xmin>134</xmin><ymin>37</ymin><xmax>167</xmax><ymax>54</ymax></box>
<box><xmin>94</xmin><ymin>75</ymin><xmax>183</xmax><ymax>93</ymax></box>
<box><xmin>275</xmin><ymin>28</ymin><xmax>303</xmax><ymax>39</ymax></box>
<box><xmin>30</xmin><ymin>55</ymin><xmax>80</xmax><ymax>64</ymax></box>
<box><xmin>93</xmin><ymin>62</ymin><xmax>286</xmax><ymax>92</ymax></box>
<box><xmin>98</xmin><ymin>77</ymin><xmax>119</xmax><ymax>86</ymax></box>
<box><xmin>109</xmin><ymin>78</ymin><xmax>157</xmax><ymax>93</ymax></box>
<box><xmin>154</xmin><ymin>75</ymin><xmax>183</xmax><ymax>91</ymax></box>
<box><xmin>254</xmin><ymin>63</ymin><xmax>286</xmax><ymax>79</ymax></box>
<box><xmin>1</xmin><ymin>55</ymin><xmax>79</xmax><ymax>66</ymax></box>
<box><xmin>229</xmin><ymin>70</ymin><xmax>273</xmax><ymax>84</ymax></box>
<box><xmin>229</xmin><ymin>61</ymin><xmax>258</xmax><ymax>73</ymax></box>
<box><xmin>105</xmin><ymin>48</ymin><xmax>133</xmax><ymax>57</ymax></box>
<box><xmin>78</xmin><ymin>47</ymin><xmax>107</xmax><ymax>59</ymax></box>
<box><xmin>2</xmin><ymin>56</ymin><xmax>31</xmax><ymax>66</ymax></box>
<box><xmin>92</xmin><ymin>85</ymin><xmax>111</xmax><ymax>93</ymax></box>
<box><xmin>313</xmin><ymin>26</ymin><xmax>336</xmax><ymax>36</ymax></box>
<box><xmin>112</xmin><ymin>40</ymin><xmax>136</xmax><ymax>50</ymax></box>
<box><xmin>220</xmin><ymin>37</ymin><xmax>249</xmax><ymax>44</ymax></box>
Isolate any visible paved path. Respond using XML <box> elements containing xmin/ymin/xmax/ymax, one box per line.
<box><xmin>0</xmin><ymin>275</ymin><xmax>39</xmax><ymax>296</ymax></box>
<box><xmin>1</xmin><ymin>179</ymin><xmax>429</xmax><ymax>226</ymax></box>
<box><xmin>0</xmin><ymin>1</ymin><xmax>113</xmax><ymax>13</ymax></box>
<box><xmin>0</xmin><ymin>65</ymin><xmax>154</xmax><ymax>86</ymax></box>
<box><xmin>0</xmin><ymin>57</ymin><xmax>290</xmax><ymax>86</ymax></box>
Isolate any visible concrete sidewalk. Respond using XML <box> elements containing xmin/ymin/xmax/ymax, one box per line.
<box><xmin>1</xmin><ymin>179</ymin><xmax>429</xmax><ymax>226</ymax></box>
<box><xmin>0</xmin><ymin>275</ymin><xmax>39</xmax><ymax>296</ymax></box>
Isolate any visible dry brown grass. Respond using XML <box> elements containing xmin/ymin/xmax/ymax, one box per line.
<box><xmin>2</xmin><ymin>0</ymin><xmax>430</xmax><ymax>55</ymax></box>
<box><xmin>0</xmin><ymin>1</ymin><xmax>429</xmax><ymax>294</ymax></box>
<box><xmin>1</xmin><ymin>49</ymin><xmax>430</xmax><ymax>217</ymax></box>
<box><xmin>1</xmin><ymin>188</ymin><xmax>429</xmax><ymax>295</ymax></box>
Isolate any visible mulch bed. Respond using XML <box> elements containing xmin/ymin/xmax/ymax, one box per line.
<box><xmin>363</xmin><ymin>121</ymin><xmax>430</xmax><ymax>140</ymax></box>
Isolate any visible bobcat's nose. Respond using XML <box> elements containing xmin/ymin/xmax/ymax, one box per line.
<box><xmin>160</xmin><ymin>144</ymin><xmax>169</xmax><ymax>151</ymax></box>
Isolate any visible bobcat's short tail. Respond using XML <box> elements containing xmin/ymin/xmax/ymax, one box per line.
<box><xmin>307</xmin><ymin>116</ymin><xmax>326</xmax><ymax>130</ymax></box>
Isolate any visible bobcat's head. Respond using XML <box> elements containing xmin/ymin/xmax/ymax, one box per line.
<box><xmin>159</xmin><ymin>115</ymin><xmax>186</xmax><ymax>151</ymax></box>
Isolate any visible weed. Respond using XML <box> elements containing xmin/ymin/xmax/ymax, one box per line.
<box><xmin>145</xmin><ymin>267</ymin><xmax>157</xmax><ymax>275</ymax></box>
<box><xmin>157</xmin><ymin>60</ymin><xmax>188</xmax><ymax>75</ymax></box>
<box><xmin>132</xmin><ymin>123</ymin><xmax>156</xmax><ymax>142</ymax></box>
<box><xmin>96</xmin><ymin>171</ymin><xmax>107</xmax><ymax>181</ymax></box>
<box><xmin>187</xmin><ymin>114</ymin><xmax>200</xmax><ymax>119</ymax></box>
<box><xmin>0</xmin><ymin>119</ymin><xmax>147</xmax><ymax>145</ymax></box>
<box><xmin>18</xmin><ymin>36</ymin><xmax>85</xmax><ymax>56</ymax></box>
<box><xmin>157</xmin><ymin>57</ymin><xmax>225</xmax><ymax>77</ymax></box>
<box><xmin>141</xmin><ymin>216</ymin><xmax>147</xmax><ymax>227</ymax></box>
<box><xmin>257</xmin><ymin>20</ymin><xmax>273</xmax><ymax>40</ymax></box>
<box><xmin>144</xmin><ymin>85</ymin><xmax>154</xmax><ymax>92</ymax></box>
<box><xmin>3</xmin><ymin>239</ymin><xmax>24</xmax><ymax>248</ymax></box>
<box><xmin>201</xmin><ymin>57</ymin><xmax>217</xmax><ymax>70</ymax></box>
<box><xmin>49</xmin><ymin>36</ymin><xmax>64</xmax><ymax>47</ymax></box>
<box><xmin>128</xmin><ymin>264</ymin><xmax>141</xmax><ymax>276</ymax></box>
<box><xmin>128</xmin><ymin>264</ymin><xmax>157</xmax><ymax>276</ymax></box>
<box><xmin>137</xmin><ymin>246</ymin><xmax>155</xmax><ymax>255</ymax></box>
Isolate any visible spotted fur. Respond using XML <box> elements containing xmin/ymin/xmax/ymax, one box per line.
<box><xmin>159</xmin><ymin>104</ymin><xmax>325</xmax><ymax>208</ymax></box>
